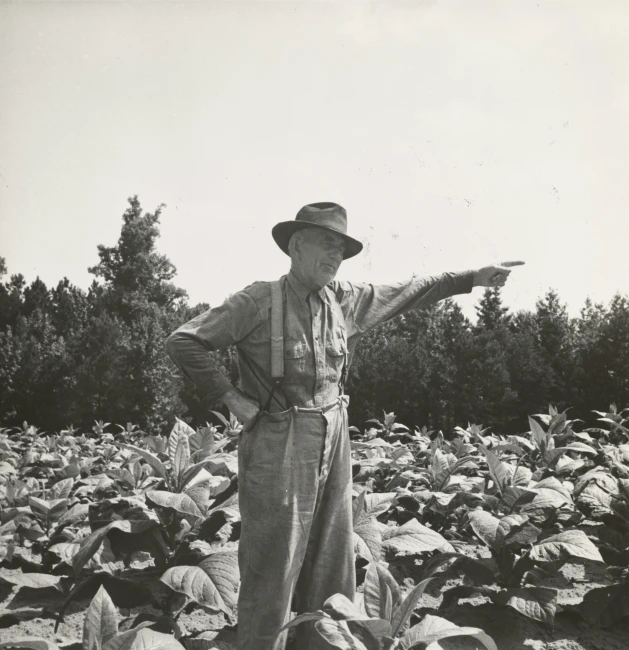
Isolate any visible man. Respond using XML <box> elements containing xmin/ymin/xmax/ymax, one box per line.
<box><xmin>166</xmin><ymin>202</ymin><xmax>523</xmax><ymax>650</ymax></box>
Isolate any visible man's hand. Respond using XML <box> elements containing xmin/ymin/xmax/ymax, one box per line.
<box><xmin>221</xmin><ymin>388</ymin><xmax>261</xmax><ymax>432</ymax></box>
<box><xmin>473</xmin><ymin>261</ymin><xmax>525</xmax><ymax>288</ymax></box>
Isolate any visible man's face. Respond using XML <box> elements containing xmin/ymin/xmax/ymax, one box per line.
<box><xmin>292</xmin><ymin>228</ymin><xmax>347</xmax><ymax>290</ymax></box>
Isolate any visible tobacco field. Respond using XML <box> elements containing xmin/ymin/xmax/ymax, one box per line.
<box><xmin>0</xmin><ymin>405</ymin><xmax>628</xmax><ymax>650</ymax></box>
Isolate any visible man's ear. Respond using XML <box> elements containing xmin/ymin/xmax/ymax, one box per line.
<box><xmin>289</xmin><ymin>231</ymin><xmax>303</xmax><ymax>259</ymax></box>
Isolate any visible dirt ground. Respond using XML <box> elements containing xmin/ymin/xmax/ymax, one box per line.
<box><xmin>1</xmin><ymin>559</ymin><xmax>627</xmax><ymax>649</ymax></box>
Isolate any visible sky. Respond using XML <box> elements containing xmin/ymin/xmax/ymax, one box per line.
<box><xmin>1</xmin><ymin>0</ymin><xmax>628</xmax><ymax>321</ymax></box>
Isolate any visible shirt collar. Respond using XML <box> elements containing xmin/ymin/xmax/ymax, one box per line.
<box><xmin>286</xmin><ymin>270</ymin><xmax>331</xmax><ymax>306</ymax></box>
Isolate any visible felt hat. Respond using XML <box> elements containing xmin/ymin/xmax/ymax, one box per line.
<box><xmin>272</xmin><ymin>202</ymin><xmax>363</xmax><ymax>260</ymax></box>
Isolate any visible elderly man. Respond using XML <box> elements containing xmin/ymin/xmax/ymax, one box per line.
<box><xmin>166</xmin><ymin>202</ymin><xmax>523</xmax><ymax>650</ymax></box>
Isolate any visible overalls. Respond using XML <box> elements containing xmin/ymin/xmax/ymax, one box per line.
<box><xmin>236</xmin><ymin>282</ymin><xmax>355</xmax><ymax>650</ymax></box>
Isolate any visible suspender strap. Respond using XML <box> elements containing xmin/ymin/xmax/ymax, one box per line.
<box><xmin>259</xmin><ymin>279</ymin><xmax>285</xmax><ymax>414</ymax></box>
<box><xmin>270</xmin><ymin>280</ymin><xmax>284</xmax><ymax>383</ymax></box>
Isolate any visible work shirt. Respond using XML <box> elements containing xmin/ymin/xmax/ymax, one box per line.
<box><xmin>166</xmin><ymin>269</ymin><xmax>475</xmax><ymax>412</ymax></box>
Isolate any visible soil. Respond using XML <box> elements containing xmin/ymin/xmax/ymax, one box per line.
<box><xmin>1</xmin><ymin>549</ymin><xmax>627</xmax><ymax>649</ymax></box>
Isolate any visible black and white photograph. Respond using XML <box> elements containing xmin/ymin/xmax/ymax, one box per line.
<box><xmin>1</xmin><ymin>2</ymin><xmax>628</xmax><ymax>650</ymax></box>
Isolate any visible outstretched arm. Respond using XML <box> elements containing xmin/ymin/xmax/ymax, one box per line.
<box><xmin>338</xmin><ymin>261</ymin><xmax>525</xmax><ymax>340</ymax></box>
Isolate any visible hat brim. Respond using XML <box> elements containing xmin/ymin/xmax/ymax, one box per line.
<box><xmin>272</xmin><ymin>221</ymin><xmax>363</xmax><ymax>260</ymax></box>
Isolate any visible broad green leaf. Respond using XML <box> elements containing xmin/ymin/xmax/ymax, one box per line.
<box><xmin>106</xmin><ymin>468</ymin><xmax>136</xmax><ymax>488</ymax></box>
<box><xmin>449</xmin><ymin>556</ymin><xmax>496</xmax><ymax>585</ymax></box>
<box><xmin>0</xmin><ymin>641</ymin><xmax>61</xmax><ymax>650</ymax></box>
<box><xmin>0</xmin><ymin>462</ymin><xmax>17</xmax><ymax>477</ymax></box>
<box><xmin>146</xmin><ymin>490</ymin><xmax>202</xmax><ymax>518</ymax></box>
<box><xmin>49</xmin><ymin>478</ymin><xmax>74</xmax><ymax>500</ymax></box>
<box><xmin>574</xmin><ymin>470</ymin><xmax>618</xmax><ymax>518</ymax></box>
<box><xmin>28</xmin><ymin>496</ymin><xmax>68</xmax><ymax>523</ymax></box>
<box><xmin>100</xmin><ymin>624</ymin><xmax>154</xmax><ymax>650</ymax></box>
<box><xmin>314</xmin><ymin>619</ymin><xmax>369</xmax><ymax>650</ymax></box>
<box><xmin>363</xmin><ymin>562</ymin><xmax>400</xmax><ymax>620</ymax></box>
<box><xmin>501</xmin><ymin>486</ymin><xmax>536</xmax><ymax>512</ymax></box>
<box><xmin>131</xmin><ymin>460</ymin><xmax>143</xmax><ymax>484</ymax></box>
<box><xmin>82</xmin><ymin>585</ymin><xmax>118</xmax><ymax>650</ymax></box>
<box><xmin>363</xmin><ymin>493</ymin><xmax>397</xmax><ymax>519</ymax></box>
<box><xmin>189</xmin><ymin>427</ymin><xmax>215</xmax><ymax>461</ymax></box>
<box><xmin>502</xmin><ymin>517</ymin><xmax>541</xmax><ymax>548</ymax></box>
<box><xmin>417</xmin><ymin>552</ymin><xmax>461</xmax><ymax>581</ymax></box>
<box><xmin>399</xmin><ymin>614</ymin><xmax>497</xmax><ymax>650</ymax></box>
<box><xmin>529</xmin><ymin>530</ymin><xmax>603</xmax><ymax>563</ymax></box>
<box><xmin>210</xmin><ymin>410</ymin><xmax>231</xmax><ymax>430</ymax></box>
<box><xmin>183</xmin><ymin>483</ymin><xmax>210</xmax><ymax>515</ymax></box>
<box><xmin>159</xmin><ymin>551</ymin><xmax>239</xmax><ymax>615</ymax></box>
<box><xmin>202</xmin><ymin>453</ymin><xmax>238</xmax><ymax>477</ymax></box>
<box><xmin>507</xmin><ymin>435</ymin><xmax>535</xmax><ymax>453</ymax></box>
<box><xmin>391</xmin><ymin>447</ymin><xmax>414</xmax><ymax>465</ymax></box>
<box><xmin>353</xmin><ymin>518</ymin><xmax>382</xmax><ymax>564</ymax></box>
<box><xmin>116</xmin><ymin>443</ymin><xmax>168</xmax><ymax>481</ymax></box>
<box><xmin>323</xmin><ymin>594</ymin><xmax>369</xmax><ymax>621</ymax></box>
<box><xmin>278</xmin><ymin>611</ymin><xmax>328</xmax><ymax>635</ymax></box>
<box><xmin>382</xmin><ymin>519</ymin><xmax>454</xmax><ymax>556</ymax></box>
<box><xmin>382</xmin><ymin>584</ymin><xmax>393</xmax><ymax>623</ymax></box>
<box><xmin>0</xmin><ymin>573</ymin><xmax>62</xmax><ymax>590</ymax></box>
<box><xmin>493</xmin><ymin>587</ymin><xmax>557</xmax><ymax>623</ymax></box>
<box><xmin>181</xmin><ymin>467</ymin><xmax>227</xmax><ymax>494</ymax></box>
<box><xmin>434</xmin><ymin>453</ymin><xmax>476</xmax><ymax>490</ymax></box>
<box><xmin>543</xmin><ymin>447</ymin><xmax>569</xmax><ymax>466</ymax></box>
<box><xmin>548</xmin><ymin>412</ymin><xmax>567</xmax><ymax>437</ymax></box>
<box><xmin>482</xmin><ymin>449</ymin><xmax>509</xmax><ymax>495</ymax></box>
<box><xmin>431</xmin><ymin>450</ymin><xmax>452</xmax><ymax>488</ymax></box>
<box><xmin>390</xmin><ymin>578</ymin><xmax>432</xmax><ymax>637</ymax></box>
<box><xmin>565</xmin><ymin>442</ymin><xmax>597</xmax><ymax>455</ymax></box>
<box><xmin>50</xmin><ymin>538</ymin><xmax>115</xmax><ymax>569</ymax></box>
<box><xmin>533</xmin><ymin>476</ymin><xmax>573</xmax><ymax>502</ymax></box>
<box><xmin>73</xmin><ymin>519</ymin><xmax>160</xmax><ymax>577</ymax></box>
<box><xmin>506</xmin><ymin>464</ymin><xmax>532</xmax><ymax>487</ymax></box>
<box><xmin>347</xmin><ymin>618</ymin><xmax>391</xmax><ymax>647</ymax></box>
<box><xmin>555</xmin><ymin>457</ymin><xmax>585</xmax><ymax>475</ymax></box>
<box><xmin>468</xmin><ymin>510</ymin><xmax>501</xmax><ymax>551</ymax></box>
<box><xmin>520</xmin><ymin>488</ymin><xmax>571</xmax><ymax>516</ymax></box>
<box><xmin>172</xmin><ymin>437</ymin><xmax>190</xmax><ymax>489</ymax></box>
<box><xmin>109</xmin><ymin>629</ymin><xmax>185</xmax><ymax>650</ymax></box>
<box><xmin>495</xmin><ymin>514</ymin><xmax>537</xmax><ymax>549</ymax></box>
<box><xmin>59</xmin><ymin>503</ymin><xmax>90</xmax><ymax>525</ymax></box>
<box><xmin>168</xmin><ymin>418</ymin><xmax>195</xmax><ymax>466</ymax></box>
<box><xmin>529</xmin><ymin>416</ymin><xmax>548</xmax><ymax>452</ymax></box>
<box><xmin>352</xmin><ymin>489</ymin><xmax>368</xmax><ymax>526</ymax></box>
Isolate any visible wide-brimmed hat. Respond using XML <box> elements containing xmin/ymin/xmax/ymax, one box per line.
<box><xmin>272</xmin><ymin>202</ymin><xmax>363</xmax><ymax>260</ymax></box>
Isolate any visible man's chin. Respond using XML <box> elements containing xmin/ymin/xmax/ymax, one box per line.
<box><xmin>314</xmin><ymin>272</ymin><xmax>336</xmax><ymax>289</ymax></box>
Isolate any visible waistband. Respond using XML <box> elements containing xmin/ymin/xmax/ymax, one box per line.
<box><xmin>292</xmin><ymin>394</ymin><xmax>350</xmax><ymax>414</ymax></box>
<box><xmin>262</xmin><ymin>394</ymin><xmax>349</xmax><ymax>421</ymax></box>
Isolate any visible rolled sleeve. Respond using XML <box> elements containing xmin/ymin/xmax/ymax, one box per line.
<box><xmin>345</xmin><ymin>270</ymin><xmax>475</xmax><ymax>337</ymax></box>
<box><xmin>166</xmin><ymin>290</ymin><xmax>261</xmax><ymax>403</ymax></box>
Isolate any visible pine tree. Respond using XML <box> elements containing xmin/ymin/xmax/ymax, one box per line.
<box><xmin>475</xmin><ymin>287</ymin><xmax>511</xmax><ymax>331</ymax></box>
<box><xmin>82</xmin><ymin>196</ymin><xmax>189</xmax><ymax>431</ymax></box>
<box><xmin>534</xmin><ymin>289</ymin><xmax>575</xmax><ymax>406</ymax></box>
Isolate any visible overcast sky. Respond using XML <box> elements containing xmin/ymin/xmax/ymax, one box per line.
<box><xmin>1</xmin><ymin>1</ymin><xmax>627</xmax><ymax>321</ymax></box>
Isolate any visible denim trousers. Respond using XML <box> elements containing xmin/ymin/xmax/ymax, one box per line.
<box><xmin>236</xmin><ymin>395</ymin><xmax>355</xmax><ymax>650</ymax></box>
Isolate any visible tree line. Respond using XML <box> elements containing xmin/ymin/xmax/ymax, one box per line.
<box><xmin>1</xmin><ymin>197</ymin><xmax>627</xmax><ymax>435</ymax></box>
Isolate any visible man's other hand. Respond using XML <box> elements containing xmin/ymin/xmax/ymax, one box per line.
<box><xmin>221</xmin><ymin>388</ymin><xmax>261</xmax><ymax>431</ymax></box>
<box><xmin>473</xmin><ymin>261</ymin><xmax>525</xmax><ymax>288</ymax></box>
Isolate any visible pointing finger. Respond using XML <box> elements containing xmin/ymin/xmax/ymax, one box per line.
<box><xmin>500</xmin><ymin>261</ymin><xmax>526</xmax><ymax>268</ymax></box>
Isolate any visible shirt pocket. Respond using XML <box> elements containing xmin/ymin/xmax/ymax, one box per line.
<box><xmin>326</xmin><ymin>328</ymin><xmax>347</xmax><ymax>382</ymax></box>
<box><xmin>284</xmin><ymin>338</ymin><xmax>307</xmax><ymax>379</ymax></box>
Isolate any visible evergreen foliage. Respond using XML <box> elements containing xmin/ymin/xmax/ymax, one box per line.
<box><xmin>1</xmin><ymin>199</ymin><xmax>628</xmax><ymax>435</ymax></box>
